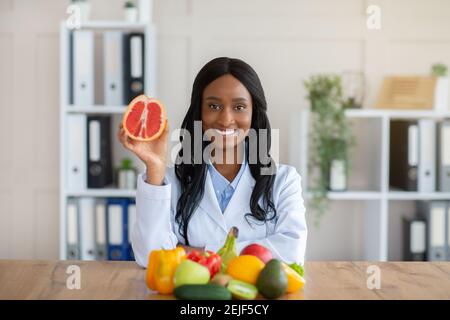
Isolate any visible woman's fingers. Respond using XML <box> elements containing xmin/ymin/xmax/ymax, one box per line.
<box><xmin>118</xmin><ymin>128</ymin><xmax>135</xmax><ymax>152</ymax></box>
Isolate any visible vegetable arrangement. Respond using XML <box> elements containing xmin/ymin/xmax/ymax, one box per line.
<box><xmin>145</xmin><ymin>227</ymin><xmax>305</xmax><ymax>300</ymax></box>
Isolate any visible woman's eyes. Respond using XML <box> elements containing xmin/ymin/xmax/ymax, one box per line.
<box><xmin>208</xmin><ymin>103</ymin><xmax>221</xmax><ymax>110</ymax></box>
<box><xmin>208</xmin><ymin>104</ymin><xmax>246</xmax><ymax>111</ymax></box>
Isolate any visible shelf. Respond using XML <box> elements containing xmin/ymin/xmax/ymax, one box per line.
<box><xmin>345</xmin><ymin>108</ymin><xmax>450</xmax><ymax>119</ymax></box>
<box><xmin>71</xmin><ymin>21</ymin><xmax>148</xmax><ymax>30</ymax></box>
<box><xmin>305</xmin><ymin>191</ymin><xmax>382</xmax><ymax>200</ymax></box>
<box><xmin>65</xmin><ymin>105</ymin><xmax>127</xmax><ymax>114</ymax></box>
<box><xmin>388</xmin><ymin>192</ymin><xmax>450</xmax><ymax>200</ymax></box>
<box><xmin>65</xmin><ymin>189</ymin><xmax>136</xmax><ymax>198</ymax></box>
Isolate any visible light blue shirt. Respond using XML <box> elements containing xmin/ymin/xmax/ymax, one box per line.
<box><xmin>207</xmin><ymin>149</ymin><xmax>247</xmax><ymax>213</ymax></box>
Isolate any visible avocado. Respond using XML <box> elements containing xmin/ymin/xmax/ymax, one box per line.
<box><xmin>256</xmin><ymin>259</ymin><xmax>288</xmax><ymax>299</ymax></box>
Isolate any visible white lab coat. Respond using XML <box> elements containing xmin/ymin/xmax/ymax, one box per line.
<box><xmin>131</xmin><ymin>164</ymin><xmax>307</xmax><ymax>268</ymax></box>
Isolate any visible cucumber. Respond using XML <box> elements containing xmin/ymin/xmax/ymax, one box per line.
<box><xmin>227</xmin><ymin>280</ymin><xmax>258</xmax><ymax>300</ymax></box>
<box><xmin>174</xmin><ymin>284</ymin><xmax>232</xmax><ymax>300</ymax></box>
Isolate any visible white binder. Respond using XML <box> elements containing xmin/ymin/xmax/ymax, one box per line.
<box><xmin>418</xmin><ymin>119</ymin><xmax>436</xmax><ymax>192</ymax></box>
<box><xmin>67</xmin><ymin>114</ymin><xmax>87</xmax><ymax>191</ymax></box>
<box><xmin>428</xmin><ymin>201</ymin><xmax>447</xmax><ymax>261</ymax></box>
<box><xmin>94</xmin><ymin>199</ymin><xmax>107</xmax><ymax>260</ymax></box>
<box><xmin>447</xmin><ymin>203</ymin><xmax>450</xmax><ymax>261</ymax></box>
<box><xmin>66</xmin><ymin>199</ymin><xmax>80</xmax><ymax>260</ymax></box>
<box><xmin>73</xmin><ymin>30</ymin><xmax>94</xmax><ymax>106</ymax></box>
<box><xmin>438</xmin><ymin>120</ymin><xmax>450</xmax><ymax>191</ymax></box>
<box><xmin>410</xmin><ymin>221</ymin><xmax>426</xmax><ymax>257</ymax></box>
<box><xmin>79</xmin><ymin>197</ymin><xmax>96</xmax><ymax>260</ymax></box>
<box><xmin>127</xmin><ymin>202</ymin><xmax>136</xmax><ymax>259</ymax></box>
<box><xmin>103</xmin><ymin>31</ymin><xmax>124</xmax><ymax>106</ymax></box>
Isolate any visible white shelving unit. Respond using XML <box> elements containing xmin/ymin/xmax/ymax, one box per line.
<box><xmin>300</xmin><ymin>107</ymin><xmax>450</xmax><ymax>261</ymax></box>
<box><xmin>59</xmin><ymin>21</ymin><xmax>156</xmax><ymax>260</ymax></box>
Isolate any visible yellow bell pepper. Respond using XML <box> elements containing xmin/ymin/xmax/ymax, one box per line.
<box><xmin>146</xmin><ymin>247</ymin><xmax>186</xmax><ymax>294</ymax></box>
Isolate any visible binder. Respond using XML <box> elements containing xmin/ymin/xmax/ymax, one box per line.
<box><xmin>67</xmin><ymin>114</ymin><xmax>87</xmax><ymax>190</ymax></box>
<box><xmin>418</xmin><ymin>119</ymin><xmax>436</xmax><ymax>192</ymax></box>
<box><xmin>79</xmin><ymin>197</ymin><xmax>96</xmax><ymax>260</ymax></box>
<box><xmin>107</xmin><ymin>198</ymin><xmax>130</xmax><ymax>261</ymax></box>
<box><xmin>447</xmin><ymin>202</ymin><xmax>450</xmax><ymax>261</ymax></box>
<box><xmin>66</xmin><ymin>199</ymin><xmax>80</xmax><ymax>260</ymax></box>
<box><xmin>419</xmin><ymin>201</ymin><xmax>447</xmax><ymax>261</ymax></box>
<box><xmin>73</xmin><ymin>30</ymin><xmax>94</xmax><ymax>106</ymax></box>
<box><xmin>402</xmin><ymin>217</ymin><xmax>426</xmax><ymax>261</ymax></box>
<box><xmin>123</xmin><ymin>33</ymin><xmax>145</xmax><ymax>103</ymax></box>
<box><xmin>103</xmin><ymin>31</ymin><xmax>124</xmax><ymax>105</ymax></box>
<box><xmin>87</xmin><ymin>116</ymin><xmax>113</xmax><ymax>188</ymax></box>
<box><xmin>127</xmin><ymin>200</ymin><xmax>136</xmax><ymax>261</ymax></box>
<box><xmin>390</xmin><ymin>120</ymin><xmax>419</xmax><ymax>191</ymax></box>
<box><xmin>437</xmin><ymin>120</ymin><xmax>450</xmax><ymax>191</ymax></box>
<box><xmin>94</xmin><ymin>199</ymin><xmax>107</xmax><ymax>260</ymax></box>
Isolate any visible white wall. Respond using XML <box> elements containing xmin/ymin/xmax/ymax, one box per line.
<box><xmin>1</xmin><ymin>0</ymin><xmax>450</xmax><ymax>260</ymax></box>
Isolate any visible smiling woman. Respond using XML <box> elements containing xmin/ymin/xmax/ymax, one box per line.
<box><xmin>117</xmin><ymin>57</ymin><xmax>307</xmax><ymax>268</ymax></box>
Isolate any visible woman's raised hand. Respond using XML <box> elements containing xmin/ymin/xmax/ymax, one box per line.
<box><xmin>117</xmin><ymin>122</ymin><xmax>169</xmax><ymax>186</ymax></box>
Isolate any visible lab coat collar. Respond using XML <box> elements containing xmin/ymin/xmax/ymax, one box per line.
<box><xmin>199</xmin><ymin>162</ymin><xmax>256</xmax><ymax>233</ymax></box>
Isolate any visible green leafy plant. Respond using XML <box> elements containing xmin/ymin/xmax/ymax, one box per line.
<box><xmin>431</xmin><ymin>63</ymin><xmax>448</xmax><ymax>77</ymax></box>
<box><xmin>304</xmin><ymin>74</ymin><xmax>356</xmax><ymax>226</ymax></box>
<box><xmin>124</xmin><ymin>1</ymin><xmax>136</xmax><ymax>8</ymax></box>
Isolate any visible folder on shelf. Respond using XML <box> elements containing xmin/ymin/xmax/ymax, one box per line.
<box><xmin>94</xmin><ymin>199</ymin><xmax>107</xmax><ymax>260</ymax></box>
<box><xmin>437</xmin><ymin>120</ymin><xmax>450</xmax><ymax>192</ymax></box>
<box><xmin>402</xmin><ymin>217</ymin><xmax>426</xmax><ymax>261</ymax></box>
<box><xmin>127</xmin><ymin>200</ymin><xmax>136</xmax><ymax>261</ymax></box>
<box><xmin>69</xmin><ymin>31</ymin><xmax>74</xmax><ymax>105</ymax></box>
<box><xmin>107</xmin><ymin>198</ymin><xmax>130</xmax><ymax>261</ymax></box>
<box><xmin>79</xmin><ymin>197</ymin><xmax>96</xmax><ymax>260</ymax></box>
<box><xmin>103</xmin><ymin>31</ymin><xmax>124</xmax><ymax>106</ymax></box>
<box><xmin>123</xmin><ymin>33</ymin><xmax>145</xmax><ymax>103</ymax></box>
<box><xmin>66</xmin><ymin>199</ymin><xmax>80</xmax><ymax>260</ymax></box>
<box><xmin>418</xmin><ymin>119</ymin><xmax>436</xmax><ymax>193</ymax></box>
<box><xmin>72</xmin><ymin>30</ymin><xmax>94</xmax><ymax>106</ymax></box>
<box><xmin>390</xmin><ymin>120</ymin><xmax>419</xmax><ymax>191</ymax></box>
<box><xmin>447</xmin><ymin>202</ymin><xmax>450</xmax><ymax>261</ymax></box>
<box><xmin>419</xmin><ymin>201</ymin><xmax>447</xmax><ymax>261</ymax></box>
<box><xmin>67</xmin><ymin>114</ymin><xmax>87</xmax><ymax>190</ymax></box>
<box><xmin>87</xmin><ymin>116</ymin><xmax>113</xmax><ymax>188</ymax></box>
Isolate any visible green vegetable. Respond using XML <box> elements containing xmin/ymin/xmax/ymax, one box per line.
<box><xmin>174</xmin><ymin>284</ymin><xmax>232</xmax><ymax>300</ymax></box>
<box><xmin>289</xmin><ymin>263</ymin><xmax>305</xmax><ymax>277</ymax></box>
<box><xmin>227</xmin><ymin>280</ymin><xmax>258</xmax><ymax>300</ymax></box>
<box><xmin>217</xmin><ymin>226</ymin><xmax>239</xmax><ymax>272</ymax></box>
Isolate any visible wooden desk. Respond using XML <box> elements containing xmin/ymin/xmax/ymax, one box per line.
<box><xmin>0</xmin><ymin>260</ymin><xmax>449</xmax><ymax>300</ymax></box>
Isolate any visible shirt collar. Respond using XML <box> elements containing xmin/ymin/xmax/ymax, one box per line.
<box><xmin>207</xmin><ymin>143</ymin><xmax>247</xmax><ymax>193</ymax></box>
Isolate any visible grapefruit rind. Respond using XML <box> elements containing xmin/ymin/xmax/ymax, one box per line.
<box><xmin>122</xmin><ymin>95</ymin><xmax>167</xmax><ymax>142</ymax></box>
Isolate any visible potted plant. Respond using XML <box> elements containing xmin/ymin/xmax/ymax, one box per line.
<box><xmin>124</xmin><ymin>1</ymin><xmax>139</xmax><ymax>22</ymax></box>
<box><xmin>431</xmin><ymin>63</ymin><xmax>449</xmax><ymax>112</ymax></box>
<box><xmin>304</xmin><ymin>74</ymin><xmax>356</xmax><ymax>226</ymax></box>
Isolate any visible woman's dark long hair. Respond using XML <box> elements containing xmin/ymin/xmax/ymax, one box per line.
<box><xmin>175</xmin><ymin>57</ymin><xmax>277</xmax><ymax>245</ymax></box>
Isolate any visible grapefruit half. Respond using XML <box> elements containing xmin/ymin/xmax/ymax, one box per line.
<box><xmin>122</xmin><ymin>95</ymin><xmax>167</xmax><ymax>142</ymax></box>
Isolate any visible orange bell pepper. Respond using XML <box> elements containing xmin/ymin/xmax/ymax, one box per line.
<box><xmin>146</xmin><ymin>247</ymin><xmax>186</xmax><ymax>294</ymax></box>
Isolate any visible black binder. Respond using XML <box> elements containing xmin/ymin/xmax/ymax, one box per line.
<box><xmin>390</xmin><ymin>120</ymin><xmax>419</xmax><ymax>191</ymax></box>
<box><xmin>87</xmin><ymin>116</ymin><xmax>113</xmax><ymax>188</ymax></box>
<box><xmin>123</xmin><ymin>32</ymin><xmax>145</xmax><ymax>103</ymax></box>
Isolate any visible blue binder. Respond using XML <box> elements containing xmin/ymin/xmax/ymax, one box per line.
<box><xmin>127</xmin><ymin>199</ymin><xmax>136</xmax><ymax>261</ymax></box>
<box><xmin>106</xmin><ymin>198</ymin><xmax>129</xmax><ymax>261</ymax></box>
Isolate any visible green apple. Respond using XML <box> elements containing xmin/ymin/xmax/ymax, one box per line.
<box><xmin>173</xmin><ymin>260</ymin><xmax>210</xmax><ymax>287</ymax></box>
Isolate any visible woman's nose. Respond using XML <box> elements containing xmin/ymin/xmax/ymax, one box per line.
<box><xmin>218</xmin><ymin>107</ymin><xmax>234</xmax><ymax>126</ymax></box>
